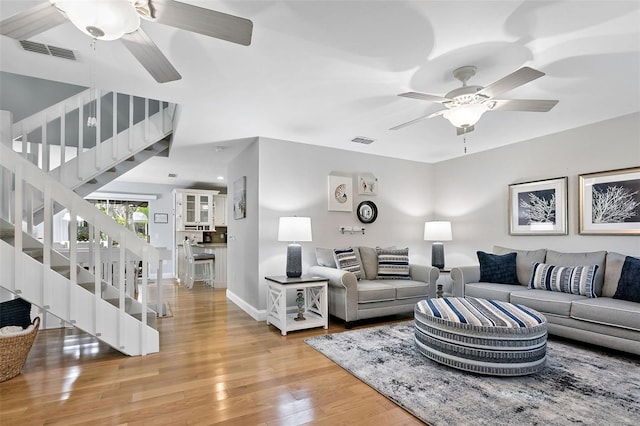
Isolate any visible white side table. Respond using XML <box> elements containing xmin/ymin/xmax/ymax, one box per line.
<box><xmin>265</xmin><ymin>276</ymin><xmax>329</xmax><ymax>335</ymax></box>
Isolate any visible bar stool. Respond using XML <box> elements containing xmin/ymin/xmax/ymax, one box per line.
<box><xmin>184</xmin><ymin>242</ymin><xmax>215</xmax><ymax>289</ymax></box>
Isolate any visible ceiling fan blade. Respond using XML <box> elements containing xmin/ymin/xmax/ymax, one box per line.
<box><xmin>476</xmin><ymin>67</ymin><xmax>545</xmax><ymax>99</ymax></box>
<box><xmin>145</xmin><ymin>0</ymin><xmax>253</xmax><ymax>46</ymax></box>
<box><xmin>121</xmin><ymin>29</ymin><xmax>181</xmax><ymax>83</ymax></box>
<box><xmin>489</xmin><ymin>99</ymin><xmax>559</xmax><ymax>112</ymax></box>
<box><xmin>0</xmin><ymin>1</ymin><xmax>67</xmax><ymax>40</ymax></box>
<box><xmin>398</xmin><ymin>92</ymin><xmax>451</xmax><ymax>103</ymax></box>
<box><xmin>456</xmin><ymin>125</ymin><xmax>475</xmax><ymax>136</ymax></box>
<box><xmin>390</xmin><ymin>112</ymin><xmax>439</xmax><ymax>130</ymax></box>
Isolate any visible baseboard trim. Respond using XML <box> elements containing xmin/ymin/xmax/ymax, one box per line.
<box><xmin>226</xmin><ymin>289</ymin><xmax>266</xmax><ymax>321</ymax></box>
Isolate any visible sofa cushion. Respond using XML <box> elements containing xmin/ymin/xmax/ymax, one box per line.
<box><xmin>613</xmin><ymin>256</ymin><xmax>640</xmax><ymax>303</ymax></box>
<box><xmin>333</xmin><ymin>248</ymin><xmax>362</xmax><ymax>279</ymax></box>
<box><xmin>357</xmin><ymin>281</ymin><xmax>396</xmax><ymax>303</ymax></box>
<box><xmin>545</xmin><ymin>250</ymin><xmax>607</xmax><ymax>296</ymax></box>
<box><xmin>571</xmin><ymin>297</ymin><xmax>640</xmax><ymax>332</ymax></box>
<box><xmin>603</xmin><ymin>252</ymin><xmax>627</xmax><ymax>297</ymax></box>
<box><xmin>494</xmin><ymin>246</ymin><xmax>546</xmax><ymax>286</ymax></box>
<box><xmin>477</xmin><ymin>251</ymin><xmax>518</xmax><ymax>284</ymax></box>
<box><xmin>376</xmin><ymin>247</ymin><xmax>410</xmax><ymax>280</ymax></box>
<box><xmin>529</xmin><ymin>262</ymin><xmax>598</xmax><ymax>298</ymax></box>
<box><xmin>0</xmin><ymin>298</ymin><xmax>32</xmax><ymax>328</ymax></box>
<box><xmin>510</xmin><ymin>289</ymin><xmax>585</xmax><ymax>317</ymax></box>
<box><xmin>380</xmin><ymin>279</ymin><xmax>430</xmax><ymax>300</ymax></box>
<box><xmin>464</xmin><ymin>283</ymin><xmax>522</xmax><ymax>302</ymax></box>
<box><xmin>357</xmin><ymin>246</ymin><xmax>379</xmax><ymax>280</ymax></box>
<box><xmin>315</xmin><ymin>248</ymin><xmax>337</xmax><ymax>268</ymax></box>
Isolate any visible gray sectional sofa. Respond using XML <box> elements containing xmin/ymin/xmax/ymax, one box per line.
<box><xmin>451</xmin><ymin>246</ymin><xmax>640</xmax><ymax>355</ymax></box>
<box><xmin>309</xmin><ymin>246</ymin><xmax>439</xmax><ymax>328</ymax></box>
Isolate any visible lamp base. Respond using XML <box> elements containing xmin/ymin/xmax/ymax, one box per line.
<box><xmin>431</xmin><ymin>242</ymin><xmax>445</xmax><ymax>270</ymax></box>
<box><xmin>286</xmin><ymin>243</ymin><xmax>302</xmax><ymax>278</ymax></box>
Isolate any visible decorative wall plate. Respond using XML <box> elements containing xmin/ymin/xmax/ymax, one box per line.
<box><xmin>357</xmin><ymin>201</ymin><xmax>378</xmax><ymax>223</ymax></box>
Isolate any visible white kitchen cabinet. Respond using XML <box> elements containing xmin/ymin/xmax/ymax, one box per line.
<box><xmin>214</xmin><ymin>194</ymin><xmax>227</xmax><ymax>227</ymax></box>
<box><xmin>173</xmin><ymin>189</ymin><xmax>218</xmax><ymax>231</ymax></box>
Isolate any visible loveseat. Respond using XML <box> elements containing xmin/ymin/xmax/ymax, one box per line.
<box><xmin>451</xmin><ymin>246</ymin><xmax>640</xmax><ymax>355</ymax></box>
<box><xmin>308</xmin><ymin>246</ymin><xmax>439</xmax><ymax>328</ymax></box>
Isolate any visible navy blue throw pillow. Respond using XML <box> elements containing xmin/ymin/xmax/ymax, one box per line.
<box><xmin>477</xmin><ymin>251</ymin><xmax>518</xmax><ymax>284</ymax></box>
<box><xmin>0</xmin><ymin>298</ymin><xmax>32</xmax><ymax>328</ymax></box>
<box><xmin>613</xmin><ymin>256</ymin><xmax>640</xmax><ymax>303</ymax></box>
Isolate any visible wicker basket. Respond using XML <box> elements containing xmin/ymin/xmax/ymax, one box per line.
<box><xmin>0</xmin><ymin>316</ymin><xmax>40</xmax><ymax>382</ymax></box>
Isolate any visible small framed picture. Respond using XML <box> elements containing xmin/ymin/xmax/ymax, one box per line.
<box><xmin>328</xmin><ymin>174</ymin><xmax>353</xmax><ymax>212</ymax></box>
<box><xmin>154</xmin><ymin>213</ymin><xmax>169</xmax><ymax>224</ymax></box>
<box><xmin>358</xmin><ymin>173</ymin><xmax>378</xmax><ymax>195</ymax></box>
<box><xmin>508</xmin><ymin>177</ymin><xmax>568</xmax><ymax>235</ymax></box>
<box><xmin>579</xmin><ymin>167</ymin><xmax>640</xmax><ymax>235</ymax></box>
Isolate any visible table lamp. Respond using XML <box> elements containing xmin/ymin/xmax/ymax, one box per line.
<box><xmin>424</xmin><ymin>221</ymin><xmax>452</xmax><ymax>270</ymax></box>
<box><xmin>278</xmin><ymin>217</ymin><xmax>312</xmax><ymax>278</ymax></box>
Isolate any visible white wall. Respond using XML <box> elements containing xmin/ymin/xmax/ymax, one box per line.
<box><xmin>434</xmin><ymin>112</ymin><xmax>640</xmax><ymax>268</ymax></box>
<box><xmin>226</xmin><ymin>138</ymin><xmax>260</xmax><ymax>316</ymax></box>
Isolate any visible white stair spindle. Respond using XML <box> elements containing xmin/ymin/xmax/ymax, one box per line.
<box><xmin>128</xmin><ymin>95</ymin><xmax>134</xmax><ymax>151</ymax></box>
<box><xmin>95</xmin><ymin>90</ymin><xmax>101</xmax><ymax>170</ymax></box>
<box><xmin>112</xmin><ymin>92</ymin><xmax>118</xmax><ymax>161</ymax></box>
<box><xmin>42</xmin><ymin>113</ymin><xmax>49</xmax><ymax>172</ymax></box>
<box><xmin>144</xmin><ymin>98</ymin><xmax>149</xmax><ymax>143</ymax></box>
<box><xmin>60</xmin><ymin>104</ymin><xmax>66</xmax><ymax>167</ymax></box>
<box><xmin>78</xmin><ymin>97</ymin><xmax>83</xmax><ymax>180</ymax></box>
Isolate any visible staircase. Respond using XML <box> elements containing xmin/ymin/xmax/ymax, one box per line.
<box><xmin>10</xmin><ymin>88</ymin><xmax>175</xmax><ymax>222</ymax></box>
<box><xmin>0</xmin><ymin>144</ymin><xmax>160</xmax><ymax>356</ymax></box>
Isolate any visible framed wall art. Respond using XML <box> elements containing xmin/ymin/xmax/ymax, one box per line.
<box><xmin>358</xmin><ymin>173</ymin><xmax>378</xmax><ymax>195</ymax></box>
<box><xmin>508</xmin><ymin>177</ymin><xmax>568</xmax><ymax>235</ymax></box>
<box><xmin>153</xmin><ymin>213</ymin><xmax>168</xmax><ymax>224</ymax></box>
<box><xmin>579</xmin><ymin>166</ymin><xmax>640</xmax><ymax>235</ymax></box>
<box><xmin>328</xmin><ymin>174</ymin><xmax>353</xmax><ymax>212</ymax></box>
<box><xmin>233</xmin><ymin>176</ymin><xmax>247</xmax><ymax>220</ymax></box>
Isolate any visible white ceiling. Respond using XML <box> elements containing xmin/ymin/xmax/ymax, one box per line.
<box><xmin>1</xmin><ymin>1</ymin><xmax>639</xmax><ymax>187</ymax></box>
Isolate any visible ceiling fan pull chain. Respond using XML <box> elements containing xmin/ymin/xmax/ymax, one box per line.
<box><xmin>87</xmin><ymin>39</ymin><xmax>97</xmax><ymax>128</ymax></box>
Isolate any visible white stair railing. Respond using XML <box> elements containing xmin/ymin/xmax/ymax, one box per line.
<box><xmin>0</xmin><ymin>144</ymin><xmax>160</xmax><ymax>355</ymax></box>
<box><xmin>11</xmin><ymin>88</ymin><xmax>175</xmax><ymax>181</ymax></box>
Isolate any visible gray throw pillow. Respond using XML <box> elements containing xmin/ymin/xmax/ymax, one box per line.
<box><xmin>602</xmin><ymin>252</ymin><xmax>626</xmax><ymax>298</ymax></box>
<box><xmin>356</xmin><ymin>246</ymin><xmax>378</xmax><ymax>280</ymax></box>
<box><xmin>493</xmin><ymin>246</ymin><xmax>546</xmax><ymax>286</ymax></box>
<box><xmin>315</xmin><ymin>247</ymin><xmax>337</xmax><ymax>268</ymax></box>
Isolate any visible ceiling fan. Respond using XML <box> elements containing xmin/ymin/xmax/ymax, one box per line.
<box><xmin>391</xmin><ymin>66</ymin><xmax>558</xmax><ymax>135</ymax></box>
<box><xmin>0</xmin><ymin>0</ymin><xmax>253</xmax><ymax>83</ymax></box>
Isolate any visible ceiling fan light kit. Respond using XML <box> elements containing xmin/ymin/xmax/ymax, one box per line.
<box><xmin>393</xmin><ymin>65</ymin><xmax>558</xmax><ymax>134</ymax></box>
<box><xmin>54</xmin><ymin>0</ymin><xmax>141</xmax><ymax>41</ymax></box>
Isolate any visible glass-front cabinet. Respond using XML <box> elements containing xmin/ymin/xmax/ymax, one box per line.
<box><xmin>174</xmin><ymin>189</ymin><xmax>217</xmax><ymax>231</ymax></box>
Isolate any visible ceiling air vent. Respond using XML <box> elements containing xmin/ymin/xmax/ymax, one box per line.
<box><xmin>19</xmin><ymin>40</ymin><xmax>76</xmax><ymax>61</ymax></box>
<box><xmin>351</xmin><ymin>136</ymin><xmax>375</xmax><ymax>145</ymax></box>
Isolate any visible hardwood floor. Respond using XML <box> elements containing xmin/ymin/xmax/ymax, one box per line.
<box><xmin>0</xmin><ymin>282</ymin><xmax>423</xmax><ymax>425</ymax></box>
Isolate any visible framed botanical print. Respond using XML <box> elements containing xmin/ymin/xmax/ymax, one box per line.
<box><xmin>328</xmin><ymin>175</ymin><xmax>353</xmax><ymax>212</ymax></box>
<box><xmin>508</xmin><ymin>177</ymin><xmax>568</xmax><ymax>235</ymax></box>
<box><xmin>357</xmin><ymin>173</ymin><xmax>378</xmax><ymax>195</ymax></box>
<box><xmin>579</xmin><ymin>167</ymin><xmax>640</xmax><ymax>235</ymax></box>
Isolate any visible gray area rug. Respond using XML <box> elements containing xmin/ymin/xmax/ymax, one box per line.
<box><xmin>305</xmin><ymin>321</ymin><xmax>640</xmax><ymax>425</ymax></box>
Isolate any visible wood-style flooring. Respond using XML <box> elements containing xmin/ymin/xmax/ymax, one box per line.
<box><xmin>0</xmin><ymin>282</ymin><xmax>423</xmax><ymax>425</ymax></box>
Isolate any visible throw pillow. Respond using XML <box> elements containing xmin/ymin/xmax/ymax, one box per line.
<box><xmin>613</xmin><ymin>256</ymin><xmax>640</xmax><ymax>303</ymax></box>
<box><xmin>376</xmin><ymin>247</ymin><xmax>410</xmax><ymax>280</ymax></box>
<box><xmin>0</xmin><ymin>298</ymin><xmax>32</xmax><ymax>328</ymax></box>
<box><xmin>529</xmin><ymin>262</ymin><xmax>598</xmax><ymax>298</ymax></box>
<box><xmin>315</xmin><ymin>248</ymin><xmax>337</xmax><ymax>268</ymax></box>
<box><xmin>477</xmin><ymin>251</ymin><xmax>518</xmax><ymax>284</ymax></box>
<box><xmin>333</xmin><ymin>248</ymin><xmax>362</xmax><ymax>279</ymax></box>
<box><xmin>356</xmin><ymin>246</ymin><xmax>379</xmax><ymax>280</ymax></box>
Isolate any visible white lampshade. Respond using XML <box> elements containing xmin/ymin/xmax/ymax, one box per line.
<box><xmin>278</xmin><ymin>217</ymin><xmax>312</xmax><ymax>242</ymax></box>
<box><xmin>424</xmin><ymin>221</ymin><xmax>452</xmax><ymax>242</ymax></box>
<box><xmin>442</xmin><ymin>103</ymin><xmax>488</xmax><ymax>128</ymax></box>
<box><xmin>55</xmin><ymin>0</ymin><xmax>141</xmax><ymax>40</ymax></box>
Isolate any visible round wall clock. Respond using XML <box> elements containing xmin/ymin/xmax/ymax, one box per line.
<box><xmin>357</xmin><ymin>201</ymin><xmax>378</xmax><ymax>224</ymax></box>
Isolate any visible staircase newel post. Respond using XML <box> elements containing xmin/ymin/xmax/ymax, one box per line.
<box><xmin>69</xmin><ymin>208</ymin><xmax>78</xmax><ymax>324</ymax></box>
<box><xmin>118</xmin><ymin>232</ymin><xmax>126</xmax><ymax>351</ymax></box>
<box><xmin>13</xmin><ymin>163</ymin><xmax>23</xmax><ymax>294</ymax></box>
<box><xmin>43</xmin><ymin>181</ymin><xmax>53</xmax><ymax>310</ymax></box>
<box><xmin>141</xmin><ymin>246</ymin><xmax>149</xmax><ymax>356</ymax></box>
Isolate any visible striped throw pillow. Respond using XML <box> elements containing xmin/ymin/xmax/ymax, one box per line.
<box><xmin>376</xmin><ymin>247</ymin><xmax>410</xmax><ymax>280</ymax></box>
<box><xmin>333</xmin><ymin>248</ymin><xmax>362</xmax><ymax>279</ymax></box>
<box><xmin>529</xmin><ymin>262</ymin><xmax>599</xmax><ymax>298</ymax></box>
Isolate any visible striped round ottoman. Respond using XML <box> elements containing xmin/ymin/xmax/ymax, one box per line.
<box><xmin>414</xmin><ymin>297</ymin><xmax>547</xmax><ymax>376</ymax></box>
